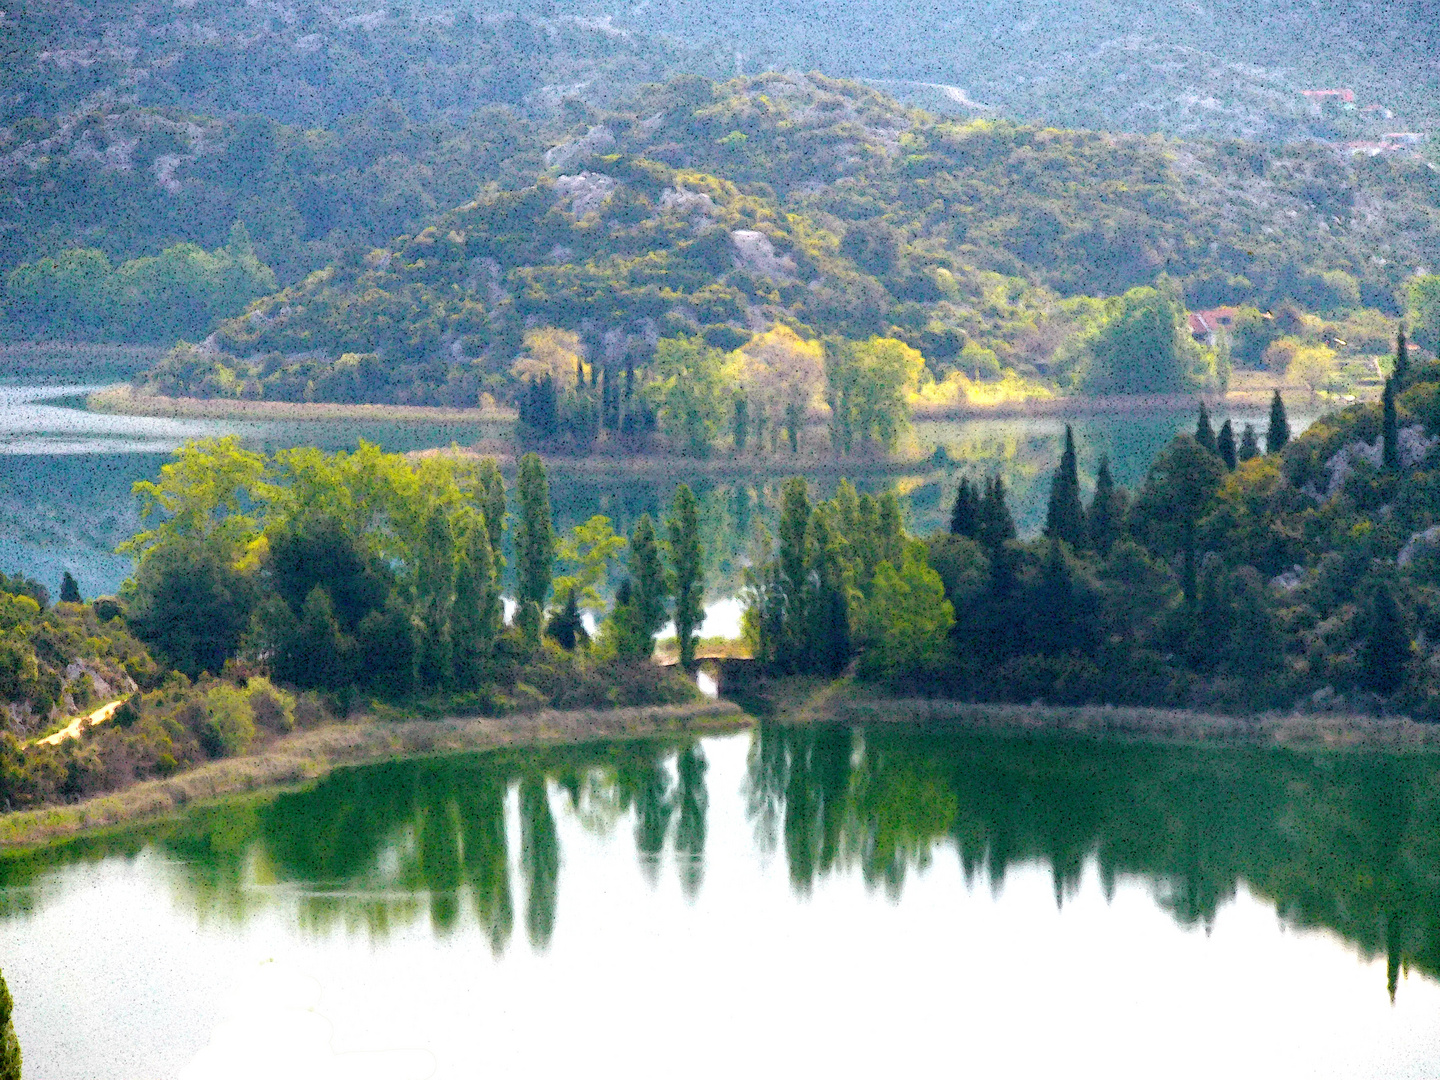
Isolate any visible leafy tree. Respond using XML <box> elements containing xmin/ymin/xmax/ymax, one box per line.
<box><xmin>124</xmin><ymin>534</ymin><xmax>255</xmax><ymax>678</ymax></box>
<box><xmin>827</xmin><ymin>337</ymin><xmax>924</xmax><ymax>452</ymax></box>
<box><xmin>1383</xmin><ymin>377</ymin><xmax>1400</xmax><ymax>472</ymax></box>
<box><xmin>1238</xmin><ymin>423</ymin><xmax>1261</xmax><ymax>462</ymax></box>
<box><xmin>1216</xmin><ymin>419</ymin><xmax>1237</xmax><ymax>471</ymax></box>
<box><xmin>648</xmin><ymin>336</ymin><xmax>735</xmax><ymax>456</ymax></box>
<box><xmin>59</xmin><ymin>571</ymin><xmax>81</xmax><ymax>604</ymax></box>
<box><xmin>616</xmin><ymin>515</ymin><xmax>667</xmax><ymax>659</ymax></box>
<box><xmin>553</xmin><ymin>515</ymin><xmax>625</xmax><ymax>614</ymax></box>
<box><xmin>514</xmin><ymin>453</ymin><xmax>555</xmax><ymax>640</ymax></box>
<box><xmin>1266</xmin><ymin>391</ymin><xmax>1290</xmax><ymax>454</ymax></box>
<box><xmin>1044</xmin><ymin>424</ymin><xmax>1086</xmax><ymax>547</ymax></box>
<box><xmin>0</xmin><ymin>964</ymin><xmax>20</xmax><ymax>1080</ymax></box>
<box><xmin>856</xmin><ymin>541</ymin><xmax>955</xmax><ymax>681</ymax></box>
<box><xmin>1080</xmin><ymin>285</ymin><xmax>1207</xmax><ymax>393</ymax></box>
<box><xmin>452</xmin><ymin>508</ymin><xmax>500</xmax><ymax>686</ymax></box>
<box><xmin>666</xmin><ymin>484</ymin><xmax>704</xmax><ymax>669</ymax></box>
<box><xmin>415</xmin><ymin>504</ymin><xmax>456</xmax><ymax>687</ymax></box>
<box><xmin>1362</xmin><ymin>584</ymin><xmax>1410</xmax><ymax>695</ymax></box>
<box><xmin>356</xmin><ymin>596</ymin><xmax>417</xmax><ymax>696</ymax></box>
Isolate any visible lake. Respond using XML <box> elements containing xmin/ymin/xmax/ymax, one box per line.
<box><xmin>0</xmin><ymin>721</ymin><xmax>1436</xmax><ymax>1078</ymax></box>
<box><xmin>0</xmin><ymin>383</ymin><xmax>1312</xmax><ymax>606</ymax></box>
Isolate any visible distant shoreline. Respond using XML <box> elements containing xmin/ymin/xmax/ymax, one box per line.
<box><xmin>86</xmin><ymin>385</ymin><xmax>517</xmax><ymax>424</ymax></box>
<box><xmin>0</xmin><ymin>701</ymin><xmax>750</xmax><ymax>849</ymax></box>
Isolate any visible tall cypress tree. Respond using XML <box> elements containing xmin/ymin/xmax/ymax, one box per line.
<box><xmin>514</xmin><ymin>452</ymin><xmax>555</xmax><ymax>640</ymax></box>
<box><xmin>1266</xmin><ymin>390</ymin><xmax>1290</xmax><ymax>454</ymax></box>
<box><xmin>1195</xmin><ymin>402</ymin><xmax>1217</xmax><ymax>454</ymax></box>
<box><xmin>977</xmin><ymin>475</ymin><xmax>1016</xmax><ymax>553</ymax></box>
<box><xmin>1044</xmin><ymin>424</ymin><xmax>1086</xmax><ymax>547</ymax></box>
<box><xmin>1238</xmin><ymin>423</ymin><xmax>1261</xmax><ymax>462</ymax></box>
<box><xmin>60</xmin><ymin>570</ymin><xmax>81</xmax><ymax>603</ymax></box>
<box><xmin>1395</xmin><ymin>326</ymin><xmax>1410</xmax><ymax>386</ymax></box>
<box><xmin>950</xmin><ymin>477</ymin><xmax>979</xmax><ymax>538</ymax></box>
<box><xmin>415</xmin><ymin>504</ymin><xmax>456</xmax><ymax>687</ymax></box>
<box><xmin>1383</xmin><ymin>377</ymin><xmax>1400</xmax><ymax>472</ymax></box>
<box><xmin>1217</xmin><ymin>419</ymin><xmax>1237</xmax><ymax>471</ymax></box>
<box><xmin>1088</xmin><ymin>455</ymin><xmax>1121</xmax><ymax>555</ymax></box>
<box><xmin>667</xmin><ymin>483</ymin><xmax>704</xmax><ymax>670</ymax></box>
<box><xmin>1363</xmin><ymin>583</ymin><xmax>1410</xmax><ymax>695</ymax></box>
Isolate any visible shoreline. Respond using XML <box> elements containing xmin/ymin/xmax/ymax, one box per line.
<box><xmin>825</xmin><ymin>694</ymin><xmax>1440</xmax><ymax>751</ymax></box>
<box><xmin>85</xmin><ymin>386</ymin><xmax>517</xmax><ymax>424</ymax></box>
<box><xmin>0</xmin><ymin>701</ymin><xmax>749</xmax><ymax>849</ymax></box>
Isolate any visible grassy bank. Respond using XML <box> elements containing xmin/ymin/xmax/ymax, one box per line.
<box><xmin>828</xmin><ymin>693</ymin><xmax>1440</xmax><ymax>751</ymax></box>
<box><xmin>86</xmin><ymin>385</ymin><xmax>516</xmax><ymax>424</ymax></box>
<box><xmin>0</xmin><ymin>701</ymin><xmax>748</xmax><ymax>849</ymax></box>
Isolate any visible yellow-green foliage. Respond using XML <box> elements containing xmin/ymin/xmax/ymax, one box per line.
<box><xmin>201</xmin><ymin>684</ymin><xmax>256</xmax><ymax>757</ymax></box>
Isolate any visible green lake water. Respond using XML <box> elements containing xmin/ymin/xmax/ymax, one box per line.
<box><xmin>1</xmin><ymin>722</ymin><xmax>1437</xmax><ymax>1078</ymax></box>
<box><xmin>0</xmin><ymin>383</ymin><xmax>1311</xmax><ymax>610</ymax></box>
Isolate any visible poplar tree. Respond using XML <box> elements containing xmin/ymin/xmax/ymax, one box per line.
<box><xmin>777</xmin><ymin>478</ymin><xmax>812</xmax><ymax>667</ymax></box>
<box><xmin>1395</xmin><ymin>326</ymin><xmax>1410</xmax><ymax>386</ymax></box>
<box><xmin>1217</xmin><ymin>419</ymin><xmax>1237</xmax><ymax>471</ymax></box>
<box><xmin>1363</xmin><ymin>583</ymin><xmax>1410</xmax><ymax>695</ymax></box>
<box><xmin>1044</xmin><ymin>424</ymin><xmax>1086</xmax><ymax>547</ymax></box>
<box><xmin>1266</xmin><ymin>391</ymin><xmax>1290</xmax><ymax>454</ymax></box>
<box><xmin>1383</xmin><ymin>376</ymin><xmax>1400</xmax><ymax>472</ymax></box>
<box><xmin>805</xmin><ymin>507</ymin><xmax>851</xmax><ymax>674</ymax></box>
<box><xmin>452</xmin><ymin>508</ymin><xmax>499</xmax><ymax>685</ymax></box>
<box><xmin>476</xmin><ymin>458</ymin><xmax>506</xmax><ymax>558</ymax></box>
<box><xmin>625</xmin><ymin>514</ymin><xmax>667</xmax><ymax>657</ymax></box>
<box><xmin>0</xmin><ymin>966</ymin><xmax>19</xmax><ymax>1080</ymax></box>
<box><xmin>950</xmin><ymin>477</ymin><xmax>980</xmax><ymax>538</ymax></box>
<box><xmin>667</xmin><ymin>483</ymin><xmax>704</xmax><ymax>669</ymax></box>
<box><xmin>415</xmin><ymin>504</ymin><xmax>455</xmax><ymax>686</ymax></box>
<box><xmin>1195</xmin><ymin>402</ymin><xmax>1217</xmax><ymax>454</ymax></box>
<box><xmin>514</xmin><ymin>453</ymin><xmax>555</xmax><ymax>640</ymax></box>
<box><xmin>1238</xmin><ymin>423</ymin><xmax>1261</xmax><ymax>462</ymax></box>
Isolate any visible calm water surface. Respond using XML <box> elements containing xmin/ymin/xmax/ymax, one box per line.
<box><xmin>0</xmin><ymin>384</ymin><xmax>1314</xmax><ymax>603</ymax></box>
<box><xmin>0</xmin><ymin>723</ymin><xmax>1437</xmax><ymax>1078</ymax></box>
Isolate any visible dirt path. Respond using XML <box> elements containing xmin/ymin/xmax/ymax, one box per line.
<box><xmin>30</xmin><ymin>699</ymin><xmax>123</xmax><ymax>748</ymax></box>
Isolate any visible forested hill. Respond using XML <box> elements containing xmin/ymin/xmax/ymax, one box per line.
<box><xmin>0</xmin><ymin>0</ymin><xmax>714</xmax><ymax>280</ymax></box>
<box><xmin>584</xmin><ymin>0</ymin><xmax>1440</xmax><ymax>142</ymax></box>
<box><xmin>170</xmin><ymin>74</ymin><xmax>1440</xmax><ymax>394</ymax></box>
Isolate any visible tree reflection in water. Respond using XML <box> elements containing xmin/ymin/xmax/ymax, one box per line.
<box><xmin>2</xmin><ymin>721</ymin><xmax>1439</xmax><ymax>998</ymax></box>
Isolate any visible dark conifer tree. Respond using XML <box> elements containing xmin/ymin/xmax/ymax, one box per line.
<box><xmin>1395</xmin><ymin>326</ymin><xmax>1410</xmax><ymax>386</ymax></box>
<box><xmin>950</xmin><ymin>477</ymin><xmax>980</xmax><ymax>538</ymax></box>
<box><xmin>1087</xmin><ymin>455</ymin><xmax>1122</xmax><ymax>555</ymax></box>
<box><xmin>1266</xmin><ymin>391</ymin><xmax>1290</xmax><ymax>454</ymax></box>
<box><xmin>1217</xmin><ymin>419</ymin><xmax>1237</xmax><ymax>471</ymax></box>
<box><xmin>1383</xmin><ymin>377</ymin><xmax>1400</xmax><ymax>472</ymax></box>
<box><xmin>1362</xmin><ymin>583</ymin><xmax>1410</xmax><ymax>695</ymax></box>
<box><xmin>977</xmin><ymin>476</ymin><xmax>1016</xmax><ymax>553</ymax></box>
<box><xmin>1238</xmin><ymin>423</ymin><xmax>1261</xmax><ymax>462</ymax></box>
<box><xmin>733</xmin><ymin>397</ymin><xmax>749</xmax><ymax>451</ymax></box>
<box><xmin>59</xmin><ymin>571</ymin><xmax>81</xmax><ymax>603</ymax></box>
<box><xmin>625</xmin><ymin>360</ymin><xmax>635</xmax><ymax>399</ymax></box>
<box><xmin>1045</xmin><ymin>425</ymin><xmax>1087</xmax><ymax>547</ymax></box>
<box><xmin>545</xmin><ymin>588</ymin><xmax>586</xmax><ymax>650</ymax></box>
<box><xmin>1195</xmin><ymin>402</ymin><xmax>1217</xmax><ymax>454</ymax></box>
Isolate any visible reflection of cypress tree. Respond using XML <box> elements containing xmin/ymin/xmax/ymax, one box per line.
<box><xmin>672</xmin><ymin>745</ymin><xmax>709</xmax><ymax>899</ymax></box>
<box><xmin>1382</xmin><ymin>377</ymin><xmax>1400</xmax><ymax>472</ymax></box>
<box><xmin>1194</xmin><ymin>401</ymin><xmax>1217</xmax><ymax>454</ymax></box>
<box><xmin>623</xmin><ymin>757</ymin><xmax>673</xmax><ymax>885</ymax></box>
<box><xmin>520</xmin><ymin>777</ymin><xmax>559</xmax><ymax>950</ymax></box>
<box><xmin>1044</xmin><ymin>424</ymin><xmax>1086</xmax><ymax>547</ymax></box>
<box><xmin>459</xmin><ymin>776</ymin><xmax>513</xmax><ymax>956</ymax></box>
<box><xmin>418</xmin><ymin>793</ymin><xmax>462</xmax><ymax>934</ymax></box>
<box><xmin>1216</xmin><ymin>419</ymin><xmax>1237</xmax><ymax>471</ymax></box>
<box><xmin>1387</xmin><ymin>911</ymin><xmax>1403</xmax><ymax>1003</ymax></box>
<box><xmin>1394</xmin><ymin>326</ymin><xmax>1410</xmax><ymax>387</ymax></box>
